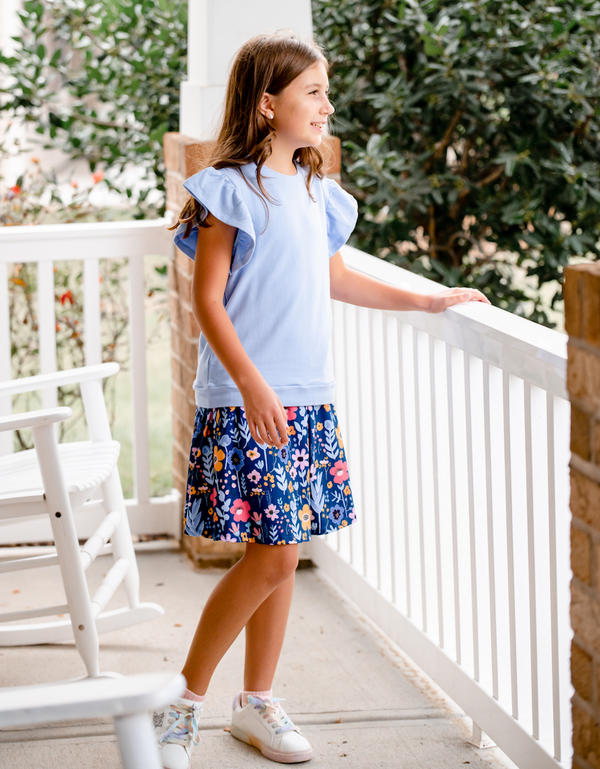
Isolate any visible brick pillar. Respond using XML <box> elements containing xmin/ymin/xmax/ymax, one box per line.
<box><xmin>565</xmin><ymin>262</ymin><xmax>600</xmax><ymax>769</ymax></box>
<box><xmin>164</xmin><ymin>132</ymin><xmax>341</xmax><ymax>566</ymax></box>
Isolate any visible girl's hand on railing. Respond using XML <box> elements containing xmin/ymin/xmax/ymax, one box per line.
<box><xmin>427</xmin><ymin>287</ymin><xmax>491</xmax><ymax>313</ymax></box>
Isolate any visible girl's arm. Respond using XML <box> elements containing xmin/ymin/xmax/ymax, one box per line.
<box><xmin>190</xmin><ymin>213</ymin><xmax>288</xmax><ymax>448</ymax></box>
<box><xmin>329</xmin><ymin>251</ymin><xmax>490</xmax><ymax>312</ymax></box>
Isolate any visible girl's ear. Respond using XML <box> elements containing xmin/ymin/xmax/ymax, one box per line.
<box><xmin>258</xmin><ymin>92</ymin><xmax>275</xmax><ymax>119</ymax></box>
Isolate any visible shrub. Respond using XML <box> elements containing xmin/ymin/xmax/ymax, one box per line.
<box><xmin>313</xmin><ymin>0</ymin><xmax>600</xmax><ymax>326</ymax></box>
<box><xmin>0</xmin><ymin>0</ymin><xmax>187</xmax><ymax>210</ymax></box>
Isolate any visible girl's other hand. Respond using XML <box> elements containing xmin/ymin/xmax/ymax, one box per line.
<box><xmin>427</xmin><ymin>287</ymin><xmax>491</xmax><ymax>314</ymax></box>
<box><xmin>242</xmin><ymin>379</ymin><xmax>289</xmax><ymax>449</ymax></box>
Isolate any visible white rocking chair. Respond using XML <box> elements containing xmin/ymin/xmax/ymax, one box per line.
<box><xmin>0</xmin><ymin>672</ymin><xmax>186</xmax><ymax>769</ymax></box>
<box><xmin>0</xmin><ymin>363</ymin><xmax>164</xmax><ymax>677</ymax></box>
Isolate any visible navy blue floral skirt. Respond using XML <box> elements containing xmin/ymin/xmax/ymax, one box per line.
<box><xmin>184</xmin><ymin>404</ymin><xmax>356</xmax><ymax>545</ymax></box>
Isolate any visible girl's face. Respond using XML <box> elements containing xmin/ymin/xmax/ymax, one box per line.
<box><xmin>261</xmin><ymin>62</ymin><xmax>334</xmax><ymax>150</ymax></box>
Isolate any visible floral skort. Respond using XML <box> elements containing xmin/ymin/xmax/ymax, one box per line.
<box><xmin>184</xmin><ymin>404</ymin><xmax>356</xmax><ymax>545</ymax></box>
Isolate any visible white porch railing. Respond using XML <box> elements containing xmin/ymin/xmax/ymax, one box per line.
<box><xmin>0</xmin><ymin>220</ymin><xmax>181</xmax><ymax>543</ymax></box>
<box><xmin>310</xmin><ymin>246</ymin><xmax>572</xmax><ymax>769</ymax></box>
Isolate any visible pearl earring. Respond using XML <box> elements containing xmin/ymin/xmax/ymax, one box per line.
<box><xmin>268</xmin><ymin>112</ymin><xmax>274</xmax><ymax>119</ymax></box>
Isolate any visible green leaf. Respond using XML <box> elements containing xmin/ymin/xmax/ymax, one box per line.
<box><xmin>422</xmin><ymin>35</ymin><xmax>444</xmax><ymax>56</ymax></box>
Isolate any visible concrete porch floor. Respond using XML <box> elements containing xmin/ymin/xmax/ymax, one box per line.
<box><xmin>0</xmin><ymin>545</ymin><xmax>514</xmax><ymax>769</ymax></box>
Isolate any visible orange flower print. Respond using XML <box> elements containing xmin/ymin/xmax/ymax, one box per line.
<box><xmin>231</xmin><ymin>499</ymin><xmax>251</xmax><ymax>522</ymax></box>
<box><xmin>330</xmin><ymin>460</ymin><xmax>349</xmax><ymax>484</ymax></box>
<box><xmin>298</xmin><ymin>504</ymin><xmax>311</xmax><ymax>531</ymax></box>
<box><xmin>214</xmin><ymin>447</ymin><xmax>225</xmax><ymax>471</ymax></box>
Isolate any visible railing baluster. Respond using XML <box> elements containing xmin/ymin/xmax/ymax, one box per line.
<box><xmin>357</xmin><ymin>306</ymin><xmax>370</xmax><ymax>579</ymax></box>
<box><xmin>483</xmin><ymin>361</ymin><xmax>498</xmax><ymax>698</ymax></box>
<box><xmin>383</xmin><ymin>314</ymin><xmax>396</xmax><ymax>605</ymax></box>
<box><xmin>413</xmin><ymin>326</ymin><xmax>427</xmax><ymax>631</ymax></box>
<box><xmin>37</xmin><ymin>260</ymin><xmax>57</xmax><ymax>410</ymax></box>
<box><xmin>83</xmin><ymin>258</ymin><xmax>102</xmax><ymax>366</ymax></box>
<box><xmin>464</xmin><ymin>351</ymin><xmax>479</xmax><ymax>681</ymax></box>
<box><xmin>447</xmin><ymin>343</ymin><xmax>461</xmax><ymax>665</ymax></box>
<box><xmin>340</xmin><ymin>301</ymin><xmax>353</xmax><ymax>565</ymax></box>
<box><xmin>128</xmin><ymin>255</ymin><xmax>150</xmax><ymax>505</ymax></box>
<box><xmin>398</xmin><ymin>321</ymin><xmax>411</xmax><ymax>618</ymax></box>
<box><xmin>429</xmin><ymin>335</ymin><xmax>443</xmax><ymax>648</ymax></box>
<box><xmin>369</xmin><ymin>310</ymin><xmax>382</xmax><ymax>591</ymax></box>
<box><xmin>0</xmin><ymin>263</ymin><xmax>11</xmax><ymax>454</ymax></box>
<box><xmin>503</xmin><ymin>370</ymin><xmax>519</xmax><ymax>720</ymax></box>
<box><xmin>547</xmin><ymin>391</ymin><xmax>561</xmax><ymax>761</ymax></box>
<box><xmin>524</xmin><ymin>380</ymin><xmax>539</xmax><ymax>739</ymax></box>
<box><xmin>344</xmin><ymin>302</ymin><xmax>359</xmax><ymax>570</ymax></box>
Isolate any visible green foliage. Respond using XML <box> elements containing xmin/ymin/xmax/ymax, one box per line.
<box><xmin>0</xmin><ymin>0</ymin><xmax>187</xmax><ymax>209</ymax></box>
<box><xmin>313</xmin><ymin>0</ymin><xmax>600</xmax><ymax>325</ymax></box>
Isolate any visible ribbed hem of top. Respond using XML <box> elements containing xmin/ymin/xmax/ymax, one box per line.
<box><xmin>193</xmin><ymin>383</ymin><xmax>336</xmax><ymax>409</ymax></box>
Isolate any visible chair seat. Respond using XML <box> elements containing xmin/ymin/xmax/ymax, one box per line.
<box><xmin>0</xmin><ymin>440</ymin><xmax>120</xmax><ymax>505</ymax></box>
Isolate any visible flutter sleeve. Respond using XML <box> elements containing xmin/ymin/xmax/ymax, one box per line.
<box><xmin>325</xmin><ymin>178</ymin><xmax>358</xmax><ymax>257</ymax></box>
<box><xmin>173</xmin><ymin>167</ymin><xmax>256</xmax><ymax>273</ymax></box>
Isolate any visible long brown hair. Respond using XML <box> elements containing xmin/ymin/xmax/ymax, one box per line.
<box><xmin>168</xmin><ymin>30</ymin><xmax>333</xmax><ymax>239</ymax></box>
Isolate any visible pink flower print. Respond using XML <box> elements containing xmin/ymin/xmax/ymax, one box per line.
<box><xmin>252</xmin><ymin>527</ymin><xmax>261</xmax><ymax>538</ymax></box>
<box><xmin>231</xmin><ymin>499</ymin><xmax>251</xmax><ymax>522</ymax></box>
<box><xmin>220</xmin><ymin>533</ymin><xmax>236</xmax><ymax>541</ymax></box>
<box><xmin>246</xmin><ymin>448</ymin><xmax>259</xmax><ymax>460</ymax></box>
<box><xmin>292</xmin><ymin>448</ymin><xmax>309</xmax><ymax>471</ymax></box>
<box><xmin>250</xmin><ymin>510</ymin><xmax>262</xmax><ymax>524</ymax></box>
<box><xmin>286</xmin><ymin>407</ymin><xmax>298</xmax><ymax>421</ymax></box>
<box><xmin>265</xmin><ymin>504</ymin><xmax>279</xmax><ymax>520</ymax></box>
<box><xmin>330</xmin><ymin>460</ymin><xmax>349</xmax><ymax>484</ymax></box>
<box><xmin>210</xmin><ymin>488</ymin><xmax>217</xmax><ymax>507</ymax></box>
<box><xmin>247</xmin><ymin>469</ymin><xmax>261</xmax><ymax>484</ymax></box>
<box><xmin>231</xmin><ymin>521</ymin><xmax>240</xmax><ymax>533</ymax></box>
<box><xmin>290</xmin><ymin>466</ymin><xmax>297</xmax><ymax>480</ymax></box>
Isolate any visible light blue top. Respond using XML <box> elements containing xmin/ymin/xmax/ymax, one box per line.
<box><xmin>173</xmin><ymin>160</ymin><xmax>358</xmax><ymax>408</ymax></box>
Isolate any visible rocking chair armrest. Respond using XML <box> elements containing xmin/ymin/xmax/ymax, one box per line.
<box><xmin>0</xmin><ymin>407</ymin><xmax>72</xmax><ymax>433</ymax></box>
<box><xmin>0</xmin><ymin>363</ymin><xmax>119</xmax><ymax>397</ymax></box>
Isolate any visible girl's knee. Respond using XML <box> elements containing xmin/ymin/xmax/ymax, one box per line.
<box><xmin>244</xmin><ymin>543</ymin><xmax>298</xmax><ymax>584</ymax></box>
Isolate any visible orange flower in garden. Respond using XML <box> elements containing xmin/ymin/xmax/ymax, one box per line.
<box><xmin>70</xmin><ymin>180</ymin><xmax>78</xmax><ymax>188</ymax></box>
<box><xmin>30</xmin><ymin>157</ymin><xmax>39</xmax><ymax>163</ymax></box>
<box><xmin>9</xmin><ymin>185</ymin><xmax>20</xmax><ymax>194</ymax></box>
<box><xmin>91</xmin><ymin>170</ymin><xmax>104</xmax><ymax>184</ymax></box>
<box><xmin>60</xmin><ymin>290</ymin><xmax>74</xmax><ymax>306</ymax></box>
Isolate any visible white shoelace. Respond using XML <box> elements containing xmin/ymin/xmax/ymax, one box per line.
<box><xmin>247</xmin><ymin>695</ymin><xmax>296</xmax><ymax>735</ymax></box>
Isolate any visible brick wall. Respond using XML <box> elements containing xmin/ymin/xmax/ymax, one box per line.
<box><xmin>164</xmin><ymin>132</ymin><xmax>341</xmax><ymax>566</ymax></box>
<box><xmin>565</xmin><ymin>262</ymin><xmax>600</xmax><ymax>769</ymax></box>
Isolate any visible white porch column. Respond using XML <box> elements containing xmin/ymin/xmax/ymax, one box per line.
<box><xmin>180</xmin><ymin>0</ymin><xmax>313</xmax><ymax>141</ymax></box>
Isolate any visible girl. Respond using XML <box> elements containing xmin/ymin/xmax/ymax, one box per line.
<box><xmin>157</xmin><ymin>30</ymin><xmax>490</xmax><ymax>769</ymax></box>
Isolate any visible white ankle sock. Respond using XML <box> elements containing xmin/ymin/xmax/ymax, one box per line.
<box><xmin>241</xmin><ymin>689</ymin><xmax>273</xmax><ymax>707</ymax></box>
<box><xmin>182</xmin><ymin>687</ymin><xmax>206</xmax><ymax>703</ymax></box>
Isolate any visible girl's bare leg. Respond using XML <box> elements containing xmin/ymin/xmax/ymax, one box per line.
<box><xmin>243</xmin><ymin>568</ymin><xmax>295</xmax><ymax>691</ymax></box>
<box><xmin>181</xmin><ymin>542</ymin><xmax>298</xmax><ymax>695</ymax></box>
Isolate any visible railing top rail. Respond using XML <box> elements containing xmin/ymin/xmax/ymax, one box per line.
<box><xmin>343</xmin><ymin>246</ymin><xmax>567</xmax><ymax>397</ymax></box>
<box><xmin>0</xmin><ymin>218</ymin><xmax>173</xmax><ymax>262</ymax></box>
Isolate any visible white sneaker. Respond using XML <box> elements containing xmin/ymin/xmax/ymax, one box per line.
<box><xmin>230</xmin><ymin>691</ymin><xmax>313</xmax><ymax>763</ymax></box>
<box><xmin>153</xmin><ymin>697</ymin><xmax>202</xmax><ymax>769</ymax></box>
